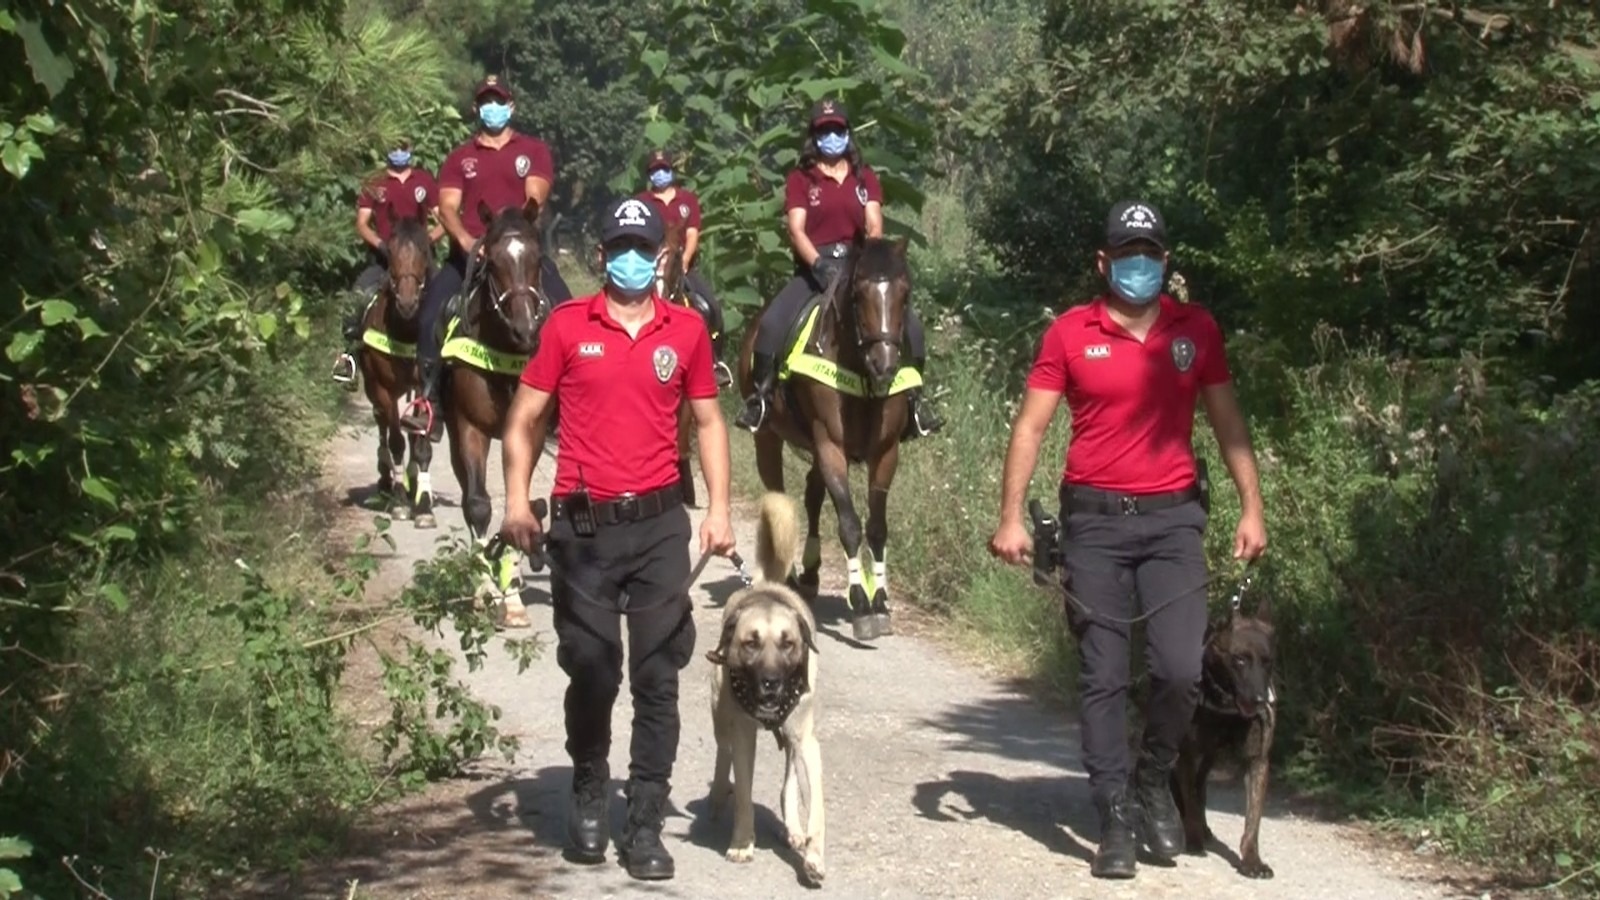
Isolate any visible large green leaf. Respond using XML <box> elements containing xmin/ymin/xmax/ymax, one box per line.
<box><xmin>13</xmin><ymin>13</ymin><xmax>75</xmax><ymax>98</ymax></box>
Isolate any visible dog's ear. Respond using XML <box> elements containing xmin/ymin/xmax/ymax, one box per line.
<box><xmin>1253</xmin><ymin>591</ymin><xmax>1272</xmax><ymax>625</ymax></box>
<box><xmin>798</xmin><ymin>613</ymin><xmax>819</xmax><ymax>656</ymax></box>
<box><xmin>704</xmin><ymin>608</ymin><xmax>740</xmax><ymax>666</ymax></box>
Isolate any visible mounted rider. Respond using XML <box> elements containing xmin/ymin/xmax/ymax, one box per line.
<box><xmin>333</xmin><ymin>139</ymin><xmax>443</xmax><ymax>384</ymax></box>
<box><xmin>636</xmin><ymin>148</ymin><xmax>730</xmax><ymax>386</ymax></box>
<box><xmin>401</xmin><ymin>74</ymin><xmax>574</xmax><ymax>435</ymax></box>
<box><xmin>733</xmin><ymin>98</ymin><xmax>943</xmax><ymax>438</ymax></box>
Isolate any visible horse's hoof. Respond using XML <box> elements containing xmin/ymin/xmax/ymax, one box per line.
<box><xmin>414</xmin><ymin>513</ymin><xmax>437</xmax><ymax>530</ymax></box>
<box><xmin>851</xmin><ymin>613</ymin><xmax>880</xmax><ymax>642</ymax></box>
<box><xmin>873</xmin><ymin>612</ymin><xmax>893</xmax><ymax>636</ymax></box>
<box><xmin>870</xmin><ymin>590</ymin><xmax>893</xmax><ymax>635</ymax></box>
<box><xmin>500</xmin><ymin>607</ymin><xmax>532</xmax><ymax>629</ymax></box>
<box><xmin>796</xmin><ymin>573</ymin><xmax>820</xmax><ymax>599</ymax></box>
<box><xmin>389</xmin><ymin>504</ymin><xmax>413</xmax><ymax>522</ymax></box>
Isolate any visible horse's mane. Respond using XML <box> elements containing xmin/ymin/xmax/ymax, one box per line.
<box><xmin>388</xmin><ymin>215</ymin><xmax>431</xmax><ymax>258</ymax></box>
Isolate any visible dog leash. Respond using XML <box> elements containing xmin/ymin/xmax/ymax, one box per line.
<box><xmin>480</xmin><ymin>498</ymin><xmax>751</xmax><ymax>615</ymax></box>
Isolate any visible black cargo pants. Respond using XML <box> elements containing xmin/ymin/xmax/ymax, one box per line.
<box><xmin>548</xmin><ymin>502</ymin><xmax>698</xmax><ymax>785</ymax></box>
<box><xmin>1058</xmin><ymin>483</ymin><xmax>1210</xmax><ymax>803</ymax></box>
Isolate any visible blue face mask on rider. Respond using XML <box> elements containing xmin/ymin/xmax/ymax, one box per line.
<box><xmin>387</xmin><ymin>149</ymin><xmax>412</xmax><ymax>169</ymax></box>
<box><xmin>1108</xmin><ymin>253</ymin><xmax>1166</xmax><ymax>305</ymax></box>
<box><xmin>478</xmin><ymin>101</ymin><xmax>512</xmax><ymax>132</ymax></box>
<box><xmin>605</xmin><ymin>247</ymin><xmax>657</xmax><ymax>296</ymax></box>
<box><xmin>648</xmin><ymin>168</ymin><xmax>674</xmax><ymax>190</ymax></box>
<box><xmin>817</xmin><ymin>129</ymin><xmax>850</xmax><ymax>159</ymax></box>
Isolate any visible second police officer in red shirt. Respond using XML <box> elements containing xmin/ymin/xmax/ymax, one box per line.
<box><xmin>499</xmin><ymin>197</ymin><xmax>736</xmax><ymax>882</ymax></box>
<box><xmin>989</xmin><ymin>200</ymin><xmax>1268</xmax><ymax>880</ymax></box>
<box><xmin>402</xmin><ymin>75</ymin><xmax>575</xmax><ymax>435</ymax></box>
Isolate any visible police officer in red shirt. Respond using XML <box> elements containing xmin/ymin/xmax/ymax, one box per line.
<box><xmin>988</xmin><ymin>200</ymin><xmax>1268</xmax><ymax>880</ymax></box>
<box><xmin>498</xmin><ymin>197</ymin><xmax>736</xmax><ymax>881</ymax></box>
<box><xmin>401</xmin><ymin>75</ymin><xmax>574</xmax><ymax>434</ymax></box>
<box><xmin>733</xmin><ymin>98</ymin><xmax>943</xmax><ymax>438</ymax></box>
<box><xmin>333</xmin><ymin>139</ymin><xmax>444</xmax><ymax>384</ymax></box>
<box><xmin>637</xmin><ymin>149</ymin><xmax>730</xmax><ymax>384</ymax></box>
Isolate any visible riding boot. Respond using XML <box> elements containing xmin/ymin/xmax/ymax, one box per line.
<box><xmin>1132</xmin><ymin>751</ymin><xmax>1184</xmax><ymax>861</ymax></box>
<box><xmin>900</xmin><ymin>356</ymin><xmax>945</xmax><ymax>439</ymax></box>
<box><xmin>565</xmin><ymin>759</ymin><xmax>610</xmax><ymax>864</ymax></box>
<box><xmin>1091</xmin><ymin>788</ymin><xmax>1140</xmax><ymax>879</ymax></box>
<box><xmin>619</xmin><ymin>779</ymin><xmax>675</xmax><ymax>881</ymax></box>
<box><xmin>401</xmin><ymin>357</ymin><xmax>444</xmax><ymax>442</ymax></box>
<box><xmin>734</xmin><ymin>351</ymin><xmax>776</xmax><ymax>432</ymax></box>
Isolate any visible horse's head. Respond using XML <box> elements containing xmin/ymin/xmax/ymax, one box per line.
<box><xmin>475</xmin><ymin>197</ymin><xmax>546</xmax><ymax>349</ymax></box>
<box><xmin>382</xmin><ymin>201</ymin><xmax>431</xmax><ymax>320</ymax></box>
<box><xmin>656</xmin><ymin>216</ymin><xmax>688</xmax><ymax>301</ymax></box>
<box><xmin>837</xmin><ymin>234</ymin><xmax>912</xmax><ymax>391</ymax></box>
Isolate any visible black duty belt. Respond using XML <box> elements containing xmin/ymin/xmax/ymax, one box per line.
<box><xmin>1063</xmin><ymin>483</ymin><xmax>1202</xmax><ymax>516</ymax></box>
<box><xmin>815</xmin><ymin>241</ymin><xmax>851</xmax><ymax>260</ymax></box>
<box><xmin>551</xmin><ymin>482</ymin><xmax>683</xmax><ymax>527</ymax></box>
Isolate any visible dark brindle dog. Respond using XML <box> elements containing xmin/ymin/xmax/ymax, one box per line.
<box><xmin>1170</xmin><ymin>589</ymin><xmax>1277</xmax><ymax>879</ymax></box>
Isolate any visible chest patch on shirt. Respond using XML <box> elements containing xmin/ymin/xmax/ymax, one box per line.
<box><xmin>462</xmin><ymin>158</ymin><xmax>478</xmax><ymax>178</ymax></box>
<box><xmin>413</xmin><ymin>185</ymin><xmax>427</xmax><ymax>203</ymax></box>
<box><xmin>1171</xmin><ymin>337</ymin><xmax>1196</xmax><ymax>373</ymax></box>
<box><xmin>1085</xmin><ymin>344</ymin><xmax>1111</xmax><ymax>360</ymax></box>
<box><xmin>678</xmin><ymin>202</ymin><xmax>690</xmax><ymax>218</ymax></box>
<box><xmin>577</xmin><ymin>342</ymin><xmax>604</xmax><ymax>358</ymax></box>
<box><xmin>855</xmin><ymin>184</ymin><xmax>869</xmax><ymax>206</ymax></box>
<box><xmin>652</xmin><ymin>345</ymin><xmax>678</xmax><ymax>383</ymax></box>
<box><xmin>515</xmin><ymin>154</ymin><xmax>530</xmax><ymax>177</ymax></box>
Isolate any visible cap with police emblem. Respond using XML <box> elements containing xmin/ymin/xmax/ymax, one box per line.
<box><xmin>473</xmin><ymin>74</ymin><xmax>513</xmax><ymax>103</ymax></box>
<box><xmin>601</xmin><ymin>197</ymin><xmax>665</xmax><ymax>247</ymax></box>
<box><xmin>643</xmin><ymin>149</ymin><xmax>675</xmax><ymax>173</ymax></box>
<box><xmin>1105</xmin><ymin>200</ymin><xmax>1168</xmax><ymax>252</ymax></box>
<box><xmin>810</xmin><ymin>98</ymin><xmax>849</xmax><ymax>130</ymax></box>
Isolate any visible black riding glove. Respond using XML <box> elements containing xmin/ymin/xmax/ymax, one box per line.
<box><xmin>811</xmin><ymin>256</ymin><xmax>843</xmax><ymax>288</ymax></box>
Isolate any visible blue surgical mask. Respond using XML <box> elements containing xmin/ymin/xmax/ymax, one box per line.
<box><xmin>478</xmin><ymin>101</ymin><xmax>512</xmax><ymax>132</ymax></box>
<box><xmin>1108</xmin><ymin>254</ymin><xmax>1166</xmax><ymax>305</ymax></box>
<box><xmin>387</xmin><ymin>150</ymin><xmax>412</xmax><ymax>168</ymax></box>
<box><xmin>817</xmin><ymin>130</ymin><xmax>850</xmax><ymax>158</ymax></box>
<box><xmin>648</xmin><ymin>168</ymin><xmax>674</xmax><ymax>189</ymax></box>
<box><xmin>605</xmin><ymin>247</ymin><xmax>657</xmax><ymax>295</ymax></box>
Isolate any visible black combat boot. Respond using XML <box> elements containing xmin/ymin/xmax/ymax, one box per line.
<box><xmin>565</xmin><ymin>759</ymin><xmax>610</xmax><ymax>864</ymax></box>
<box><xmin>619</xmin><ymin>779</ymin><xmax>675</xmax><ymax>881</ymax></box>
<box><xmin>1091</xmin><ymin>788</ymin><xmax>1140</xmax><ymax>879</ymax></box>
<box><xmin>734</xmin><ymin>351</ymin><xmax>776</xmax><ymax>432</ymax></box>
<box><xmin>1133</xmin><ymin>751</ymin><xmax>1184</xmax><ymax>861</ymax></box>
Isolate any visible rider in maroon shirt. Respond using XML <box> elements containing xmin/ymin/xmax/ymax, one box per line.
<box><xmin>637</xmin><ymin>148</ymin><xmax>729</xmax><ymax>385</ymax></box>
<box><xmin>732</xmin><ymin>99</ymin><xmax>942</xmax><ymax>439</ymax></box>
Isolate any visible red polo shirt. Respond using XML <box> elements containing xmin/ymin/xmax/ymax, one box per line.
<box><xmin>1026</xmin><ymin>294</ymin><xmax>1231</xmax><ymax>495</ymax></box>
<box><xmin>520</xmin><ymin>293</ymin><xmax>718</xmax><ymax>501</ymax></box>
<box><xmin>783</xmin><ymin>163</ymin><xmax>883</xmax><ymax>247</ymax></box>
<box><xmin>357</xmin><ymin>169</ymin><xmax>439</xmax><ymax>241</ymax></box>
<box><xmin>639</xmin><ymin>188</ymin><xmax>703</xmax><ymax>231</ymax></box>
<box><xmin>437</xmin><ymin>131</ymin><xmax>554</xmax><ymax>242</ymax></box>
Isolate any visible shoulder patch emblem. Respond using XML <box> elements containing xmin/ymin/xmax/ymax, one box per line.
<box><xmin>855</xmin><ymin>184</ymin><xmax>869</xmax><ymax>206</ymax></box>
<box><xmin>1171</xmin><ymin>337</ymin><xmax>1196</xmax><ymax>373</ymax></box>
<box><xmin>652</xmin><ymin>345</ymin><xmax>678</xmax><ymax>383</ymax></box>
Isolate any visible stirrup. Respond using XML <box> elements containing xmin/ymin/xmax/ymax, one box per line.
<box><xmin>713</xmin><ymin>361</ymin><xmax>733</xmax><ymax>389</ymax></box>
<box><xmin>400</xmin><ymin>396</ymin><xmax>435</xmax><ymax>437</ymax></box>
<box><xmin>735</xmin><ymin>395</ymin><xmax>768</xmax><ymax>433</ymax></box>
<box><xmin>331</xmin><ymin>352</ymin><xmax>356</xmax><ymax>384</ymax></box>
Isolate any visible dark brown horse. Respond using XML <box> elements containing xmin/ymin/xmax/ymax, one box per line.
<box><xmin>357</xmin><ymin>206</ymin><xmax>436</xmax><ymax>526</ymax></box>
<box><xmin>736</xmin><ymin>234</ymin><xmax>914</xmax><ymax>641</ymax></box>
<box><xmin>440</xmin><ymin>196</ymin><xmax>551</xmax><ymax>628</ymax></box>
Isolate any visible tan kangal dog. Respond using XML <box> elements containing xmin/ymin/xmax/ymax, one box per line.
<box><xmin>706</xmin><ymin>491</ymin><xmax>825</xmax><ymax>885</ymax></box>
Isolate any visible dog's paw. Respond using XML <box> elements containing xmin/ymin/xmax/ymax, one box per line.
<box><xmin>787</xmin><ymin>831</ymin><xmax>809</xmax><ymax>852</ymax></box>
<box><xmin>803</xmin><ymin>849</ymin><xmax>826</xmax><ymax>885</ymax></box>
<box><xmin>1239</xmin><ymin>858</ymin><xmax>1274</xmax><ymax>880</ymax></box>
<box><xmin>725</xmin><ymin>845</ymin><xmax>755</xmax><ymax>864</ymax></box>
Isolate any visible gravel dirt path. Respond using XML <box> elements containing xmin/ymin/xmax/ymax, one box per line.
<box><xmin>288</xmin><ymin>401</ymin><xmax>1496</xmax><ymax>899</ymax></box>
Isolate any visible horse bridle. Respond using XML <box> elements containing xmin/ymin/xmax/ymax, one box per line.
<box><xmin>839</xmin><ymin>272</ymin><xmax>903</xmax><ymax>358</ymax></box>
<box><xmin>479</xmin><ymin>230</ymin><xmax>552</xmax><ymax>327</ymax></box>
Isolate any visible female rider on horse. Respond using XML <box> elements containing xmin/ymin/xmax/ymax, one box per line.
<box><xmin>401</xmin><ymin>74</ymin><xmax>573</xmax><ymax>436</ymax></box>
<box><xmin>733</xmin><ymin>98</ymin><xmax>943</xmax><ymax>439</ymax></box>
<box><xmin>637</xmin><ymin>148</ymin><xmax>731</xmax><ymax>385</ymax></box>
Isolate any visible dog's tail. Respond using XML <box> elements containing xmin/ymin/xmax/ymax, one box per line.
<box><xmin>756</xmin><ymin>491</ymin><xmax>800</xmax><ymax>584</ymax></box>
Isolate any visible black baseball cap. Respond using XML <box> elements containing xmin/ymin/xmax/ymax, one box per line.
<box><xmin>600</xmin><ymin>197</ymin><xmax>665</xmax><ymax>247</ymax></box>
<box><xmin>473</xmin><ymin>74</ymin><xmax>512</xmax><ymax>103</ymax></box>
<box><xmin>643</xmin><ymin>149</ymin><xmax>674</xmax><ymax>172</ymax></box>
<box><xmin>1105</xmin><ymin>200</ymin><xmax>1168</xmax><ymax>251</ymax></box>
<box><xmin>810</xmin><ymin>98</ymin><xmax>849</xmax><ymax>130</ymax></box>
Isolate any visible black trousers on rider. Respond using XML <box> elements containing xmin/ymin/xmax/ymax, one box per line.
<box><xmin>416</xmin><ymin>247</ymin><xmax>575</xmax><ymax>368</ymax></box>
<box><xmin>1058</xmin><ymin>485</ymin><xmax>1209</xmax><ymax>805</ymax></box>
<box><xmin>352</xmin><ymin>245</ymin><xmax>387</xmax><ymax>297</ymax></box>
<box><xmin>549</xmin><ymin>499</ymin><xmax>697</xmax><ymax>785</ymax></box>
<box><xmin>753</xmin><ymin>264</ymin><xmax>928</xmax><ymax>364</ymax></box>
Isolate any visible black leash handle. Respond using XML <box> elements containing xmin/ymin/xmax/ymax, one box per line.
<box><xmin>484</xmin><ymin>498</ymin><xmax>549</xmax><ymax>573</ymax></box>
